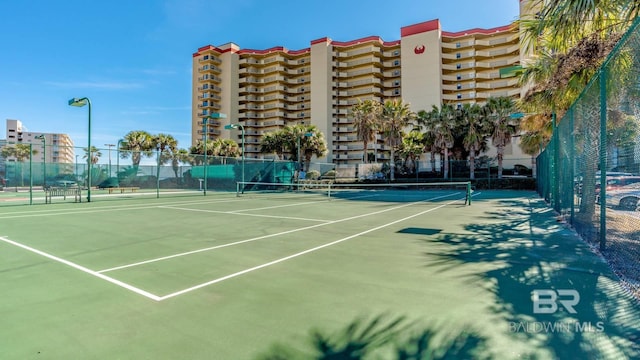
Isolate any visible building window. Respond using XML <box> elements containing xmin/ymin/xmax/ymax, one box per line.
<box><xmin>394</xmin><ymin>89</ymin><xmax>400</xmax><ymax>95</ymax></box>
<box><xmin>393</xmin><ymin>60</ymin><xmax>400</xmax><ymax>66</ymax></box>
<box><xmin>456</xmin><ymin>53</ymin><xmax>461</xmax><ymax>59</ymax></box>
<box><xmin>393</xmin><ymin>70</ymin><xmax>400</xmax><ymax>76</ymax></box>
<box><xmin>457</xmin><ymin>84</ymin><xmax>462</xmax><ymax>90</ymax></box>
<box><xmin>456</xmin><ymin>75</ymin><xmax>462</xmax><ymax>80</ymax></box>
<box><xmin>456</xmin><ymin>42</ymin><xmax>461</xmax><ymax>48</ymax></box>
<box><xmin>456</xmin><ymin>64</ymin><xmax>462</xmax><ymax>69</ymax></box>
<box><xmin>457</xmin><ymin>94</ymin><xmax>462</xmax><ymax>99</ymax></box>
<box><xmin>394</xmin><ymin>80</ymin><xmax>400</xmax><ymax>86</ymax></box>
<box><xmin>393</xmin><ymin>50</ymin><xmax>399</xmax><ymax>56</ymax></box>
<box><xmin>203</xmin><ymin>55</ymin><xmax>209</xmax><ymax>60</ymax></box>
<box><xmin>457</xmin><ymin>103</ymin><xmax>462</xmax><ymax>109</ymax></box>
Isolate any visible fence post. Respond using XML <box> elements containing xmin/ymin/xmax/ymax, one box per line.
<box><xmin>552</xmin><ymin>111</ymin><xmax>558</xmax><ymax>210</ymax></box>
<box><xmin>29</xmin><ymin>143</ymin><xmax>33</xmax><ymax>205</ymax></box>
<box><xmin>599</xmin><ymin>68</ymin><xmax>607</xmax><ymax>251</ymax></box>
<box><xmin>569</xmin><ymin>108</ymin><xmax>575</xmax><ymax>224</ymax></box>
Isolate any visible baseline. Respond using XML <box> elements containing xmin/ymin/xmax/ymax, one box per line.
<box><xmin>0</xmin><ymin>235</ymin><xmax>161</xmax><ymax>301</ymax></box>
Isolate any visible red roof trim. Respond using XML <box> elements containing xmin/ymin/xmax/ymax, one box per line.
<box><xmin>401</xmin><ymin>19</ymin><xmax>440</xmax><ymax>37</ymax></box>
<box><xmin>237</xmin><ymin>46</ymin><xmax>310</xmax><ymax>55</ymax></box>
<box><xmin>194</xmin><ymin>44</ymin><xmax>226</xmax><ymax>57</ymax></box>
<box><xmin>442</xmin><ymin>24</ymin><xmax>515</xmax><ymax>37</ymax></box>
<box><xmin>311</xmin><ymin>37</ymin><xmax>331</xmax><ymax>45</ymax></box>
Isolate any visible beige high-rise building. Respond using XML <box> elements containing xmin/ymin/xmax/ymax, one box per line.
<box><xmin>4</xmin><ymin>119</ymin><xmax>75</xmax><ymax>164</ymax></box>
<box><xmin>192</xmin><ymin>11</ymin><xmax>529</xmax><ymax>165</ymax></box>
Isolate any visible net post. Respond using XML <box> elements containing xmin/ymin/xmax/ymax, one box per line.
<box><xmin>236</xmin><ymin>182</ymin><xmax>240</xmax><ymax>197</ymax></box>
<box><xmin>328</xmin><ymin>182</ymin><xmax>332</xmax><ymax>200</ymax></box>
<box><xmin>466</xmin><ymin>181</ymin><xmax>472</xmax><ymax>206</ymax></box>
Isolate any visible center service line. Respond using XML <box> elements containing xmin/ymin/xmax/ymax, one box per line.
<box><xmin>158</xmin><ymin>197</ymin><xmax>463</xmax><ymax>301</ymax></box>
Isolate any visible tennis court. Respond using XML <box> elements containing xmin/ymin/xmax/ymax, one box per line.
<box><xmin>0</xmin><ymin>185</ymin><xmax>638</xmax><ymax>359</ymax></box>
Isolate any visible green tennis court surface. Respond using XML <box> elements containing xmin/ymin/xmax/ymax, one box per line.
<box><xmin>0</xmin><ymin>189</ymin><xmax>638</xmax><ymax>359</ymax></box>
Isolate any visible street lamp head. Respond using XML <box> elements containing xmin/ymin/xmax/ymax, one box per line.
<box><xmin>35</xmin><ymin>134</ymin><xmax>45</xmax><ymax>140</ymax></box>
<box><xmin>224</xmin><ymin>124</ymin><xmax>238</xmax><ymax>130</ymax></box>
<box><xmin>68</xmin><ymin>97</ymin><xmax>88</xmax><ymax>107</ymax></box>
<box><xmin>207</xmin><ymin>112</ymin><xmax>227</xmax><ymax>119</ymax></box>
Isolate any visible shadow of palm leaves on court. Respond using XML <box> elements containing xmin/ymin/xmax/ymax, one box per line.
<box><xmin>256</xmin><ymin>314</ymin><xmax>487</xmax><ymax>360</ymax></box>
<box><xmin>422</xmin><ymin>196</ymin><xmax>640</xmax><ymax>359</ymax></box>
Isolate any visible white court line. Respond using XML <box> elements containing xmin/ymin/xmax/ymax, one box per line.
<box><xmin>0</xmin><ymin>197</ymin><xmax>246</xmax><ymax>220</ymax></box>
<box><xmin>158</xmin><ymin>196</ymin><xmax>463</xmax><ymax>301</ymax></box>
<box><xmin>160</xmin><ymin>205</ymin><xmax>329</xmax><ymax>222</ymax></box>
<box><xmin>159</xmin><ymin>206</ymin><xmax>331</xmax><ymax>222</ymax></box>
<box><xmin>228</xmin><ymin>200</ymin><xmax>320</xmax><ymax>213</ymax></box>
<box><xmin>97</xmin><ymin>192</ymin><xmax>459</xmax><ymax>274</ymax></box>
<box><xmin>0</xmin><ymin>236</ymin><xmax>161</xmax><ymax>301</ymax></box>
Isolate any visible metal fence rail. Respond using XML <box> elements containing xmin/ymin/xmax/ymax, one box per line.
<box><xmin>537</xmin><ymin>17</ymin><xmax>640</xmax><ymax>297</ymax></box>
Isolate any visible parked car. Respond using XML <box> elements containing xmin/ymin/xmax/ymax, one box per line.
<box><xmin>54</xmin><ymin>180</ymin><xmax>77</xmax><ymax>188</ymax></box>
<box><xmin>605</xmin><ymin>182</ymin><xmax>640</xmax><ymax>211</ymax></box>
<box><xmin>97</xmin><ymin>177</ymin><xmax>119</xmax><ymax>189</ymax></box>
<box><xmin>605</xmin><ymin>176</ymin><xmax>640</xmax><ymax>191</ymax></box>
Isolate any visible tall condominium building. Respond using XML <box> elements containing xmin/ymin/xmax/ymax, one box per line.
<box><xmin>4</xmin><ymin>119</ymin><xmax>75</xmax><ymax>164</ymax></box>
<box><xmin>192</xmin><ymin>5</ymin><xmax>531</xmax><ymax>165</ymax></box>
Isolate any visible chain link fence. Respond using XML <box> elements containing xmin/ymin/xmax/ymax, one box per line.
<box><xmin>537</xmin><ymin>18</ymin><xmax>640</xmax><ymax>298</ymax></box>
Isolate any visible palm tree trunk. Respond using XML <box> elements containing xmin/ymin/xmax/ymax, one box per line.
<box><xmin>390</xmin><ymin>148</ymin><xmax>395</xmax><ymax>181</ymax></box>
<box><xmin>430</xmin><ymin>151</ymin><xmax>436</xmax><ymax>173</ymax></box>
<box><xmin>497</xmin><ymin>147</ymin><xmax>504</xmax><ymax>179</ymax></box>
<box><xmin>443</xmin><ymin>148</ymin><xmax>449</xmax><ymax>179</ymax></box>
<box><xmin>363</xmin><ymin>139</ymin><xmax>369</xmax><ymax>163</ymax></box>
<box><xmin>469</xmin><ymin>149</ymin><xmax>476</xmax><ymax>180</ymax></box>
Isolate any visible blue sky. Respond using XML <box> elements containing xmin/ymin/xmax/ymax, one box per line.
<box><xmin>0</xmin><ymin>0</ymin><xmax>520</xmax><ymax>152</ymax></box>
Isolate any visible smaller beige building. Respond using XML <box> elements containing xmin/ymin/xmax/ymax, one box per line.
<box><xmin>4</xmin><ymin>119</ymin><xmax>75</xmax><ymax>164</ymax></box>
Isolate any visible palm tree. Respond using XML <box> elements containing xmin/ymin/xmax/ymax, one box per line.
<box><xmin>485</xmin><ymin>97</ymin><xmax>519</xmax><ymax>179</ymax></box>
<box><xmin>167</xmin><ymin>148</ymin><xmax>190</xmax><ymax>183</ymax></box>
<box><xmin>120</xmin><ymin>130</ymin><xmax>153</xmax><ymax>171</ymax></box>
<box><xmin>1</xmin><ymin>144</ymin><xmax>38</xmax><ymax>186</ymax></box>
<box><xmin>83</xmin><ymin>146</ymin><xmax>102</xmax><ymax>165</ymax></box>
<box><xmin>261</xmin><ymin>124</ymin><xmax>327</xmax><ymax>171</ymax></box>
<box><xmin>426</xmin><ymin>103</ymin><xmax>458</xmax><ymax>179</ymax></box>
<box><xmin>518</xmin><ymin>113</ymin><xmax>552</xmax><ymax>177</ymax></box>
<box><xmin>216</xmin><ymin>138</ymin><xmax>241</xmax><ymax>158</ymax></box>
<box><xmin>460</xmin><ymin>103</ymin><xmax>488</xmax><ymax>180</ymax></box>
<box><xmin>351</xmin><ymin>99</ymin><xmax>382</xmax><ymax>163</ymax></box>
<box><xmin>300</xmin><ymin>125</ymin><xmax>328</xmax><ymax>171</ymax></box>
<box><xmin>381</xmin><ymin>99</ymin><xmax>414</xmax><ymax>181</ymax></box>
<box><xmin>152</xmin><ymin>133</ymin><xmax>178</xmax><ymax>166</ymax></box>
<box><xmin>517</xmin><ymin>0</ymin><xmax>632</xmax><ymax>146</ymax></box>
<box><xmin>415</xmin><ymin>110</ymin><xmax>439</xmax><ymax>174</ymax></box>
<box><xmin>398</xmin><ymin>131</ymin><xmax>425</xmax><ymax>175</ymax></box>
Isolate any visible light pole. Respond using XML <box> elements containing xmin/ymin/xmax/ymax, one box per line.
<box><xmin>224</xmin><ymin>123</ymin><xmax>245</xmax><ymax>185</ymax></box>
<box><xmin>116</xmin><ymin>139</ymin><xmax>123</xmax><ymax>179</ymax></box>
<box><xmin>105</xmin><ymin>143</ymin><xmax>115</xmax><ymax>177</ymax></box>
<box><xmin>203</xmin><ymin>113</ymin><xmax>227</xmax><ymax>195</ymax></box>
<box><xmin>35</xmin><ymin>135</ymin><xmax>46</xmax><ymax>188</ymax></box>
<box><xmin>68</xmin><ymin>97</ymin><xmax>92</xmax><ymax>202</ymax></box>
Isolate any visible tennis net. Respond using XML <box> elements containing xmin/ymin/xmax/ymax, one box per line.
<box><xmin>235</xmin><ymin>181</ymin><xmax>472</xmax><ymax>205</ymax></box>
